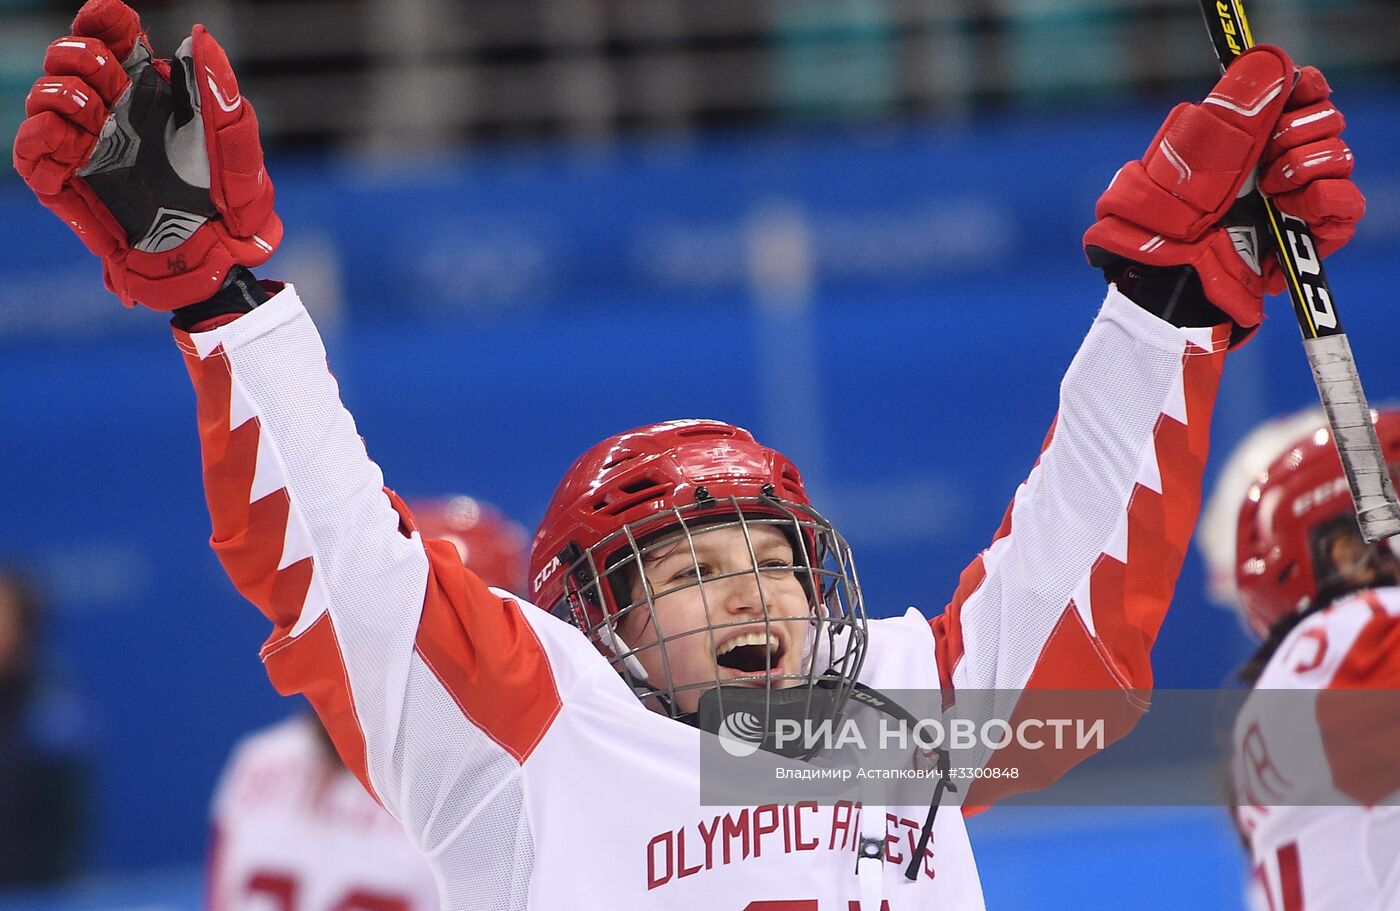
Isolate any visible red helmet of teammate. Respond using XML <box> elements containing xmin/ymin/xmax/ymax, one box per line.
<box><xmin>1235</xmin><ymin>409</ymin><xmax>1400</xmax><ymax>638</ymax></box>
<box><xmin>530</xmin><ymin>419</ymin><xmax>867</xmax><ymax>720</ymax></box>
<box><xmin>408</xmin><ymin>495</ymin><xmax>529</xmax><ymax>593</ymax></box>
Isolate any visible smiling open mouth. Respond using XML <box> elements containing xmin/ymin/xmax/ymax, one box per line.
<box><xmin>715</xmin><ymin>631</ymin><xmax>786</xmax><ymax>673</ymax></box>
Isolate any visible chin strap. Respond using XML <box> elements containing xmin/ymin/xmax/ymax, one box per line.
<box><xmin>839</xmin><ymin>680</ymin><xmax>960</xmax><ymax>882</ymax></box>
<box><xmin>905</xmin><ymin>741</ymin><xmax>956</xmax><ymax>881</ymax></box>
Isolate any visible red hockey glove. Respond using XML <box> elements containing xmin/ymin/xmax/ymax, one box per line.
<box><xmin>1083</xmin><ymin>45</ymin><xmax>1363</xmax><ymax>328</ymax></box>
<box><xmin>12</xmin><ymin>0</ymin><xmax>281</xmax><ymax>310</ymax></box>
<box><xmin>1258</xmin><ymin>67</ymin><xmax>1363</xmax><ymax>261</ymax></box>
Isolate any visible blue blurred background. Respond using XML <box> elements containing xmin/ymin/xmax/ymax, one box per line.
<box><xmin>1</xmin><ymin>0</ymin><xmax>1398</xmax><ymax>907</ymax></box>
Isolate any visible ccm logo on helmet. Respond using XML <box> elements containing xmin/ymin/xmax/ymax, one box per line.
<box><xmin>533</xmin><ymin>555</ymin><xmax>563</xmax><ymax>593</ymax></box>
<box><xmin>1292</xmin><ymin>476</ymin><xmax>1350</xmax><ymax>517</ymax></box>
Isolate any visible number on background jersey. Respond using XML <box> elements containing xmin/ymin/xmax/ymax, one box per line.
<box><xmin>742</xmin><ymin>901</ymin><xmax>892</xmax><ymax>910</ymax></box>
<box><xmin>247</xmin><ymin>872</ymin><xmax>297</xmax><ymax>911</ymax></box>
<box><xmin>331</xmin><ymin>891</ymin><xmax>409</xmax><ymax>911</ymax></box>
<box><xmin>1252</xmin><ymin>842</ymin><xmax>1304</xmax><ymax>911</ymax></box>
<box><xmin>245</xmin><ymin>871</ymin><xmax>410</xmax><ymax>911</ymax></box>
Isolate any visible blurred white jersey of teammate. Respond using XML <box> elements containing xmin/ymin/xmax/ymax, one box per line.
<box><xmin>208</xmin><ymin>714</ymin><xmax>441</xmax><ymax>911</ymax></box>
<box><xmin>1233</xmin><ymin>587</ymin><xmax>1400</xmax><ymax>910</ymax></box>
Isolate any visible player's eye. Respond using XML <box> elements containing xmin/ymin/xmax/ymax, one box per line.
<box><xmin>670</xmin><ymin>563</ymin><xmax>710</xmax><ymax>583</ymax></box>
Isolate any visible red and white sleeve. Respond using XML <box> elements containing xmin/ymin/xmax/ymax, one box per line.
<box><xmin>175</xmin><ymin>286</ymin><xmax>566</xmax><ymax>899</ymax></box>
<box><xmin>928</xmin><ymin>286</ymin><xmax>1230</xmax><ymax>801</ymax></box>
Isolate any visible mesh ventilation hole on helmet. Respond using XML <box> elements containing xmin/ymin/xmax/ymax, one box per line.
<box><xmin>675</xmin><ymin>425</ymin><xmax>736</xmax><ymax>439</ymax></box>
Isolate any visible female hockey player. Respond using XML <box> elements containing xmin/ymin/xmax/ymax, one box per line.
<box><xmin>1203</xmin><ymin>411</ymin><xmax>1400</xmax><ymax>910</ymax></box>
<box><xmin>13</xmin><ymin>1</ymin><xmax>1366</xmax><ymax>906</ymax></box>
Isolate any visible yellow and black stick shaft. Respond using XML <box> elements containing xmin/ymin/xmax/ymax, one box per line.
<box><xmin>1200</xmin><ymin>0</ymin><xmax>1400</xmax><ymax>541</ymax></box>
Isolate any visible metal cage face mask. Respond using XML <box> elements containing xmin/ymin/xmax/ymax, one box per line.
<box><xmin>556</xmin><ymin>495</ymin><xmax>867</xmax><ymax>741</ymax></box>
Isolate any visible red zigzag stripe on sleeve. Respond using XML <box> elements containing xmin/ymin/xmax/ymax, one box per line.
<box><xmin>1075</xmin><ymin>335</ymin><xmax>1223</xmax><ymax>691</ymax></box>
<box><xmin>178</xmin><ymin>334</ymin><xmax>310</xmax><ymax>634</ymax></box>
<box><xmin>962</xmin><ymin>331</ymin><xmax>1226</xmax><ymax>810</ymax></box>
<box><xmin>176</xmin><ymin>330</ymin><xmax>376</xmax><ymax>801</ymax></box>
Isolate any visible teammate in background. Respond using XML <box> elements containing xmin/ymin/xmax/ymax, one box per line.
<box><xmin>14</xmin><ymin>1</ymin><xmax>1367</xmax><ymax>906</ymax></box>
<box><xmin>1202</xmin><ymin>411</ymin><xmax>1400</xmax><ymax>910</ymax></box>
<box><xmin>208</xmin><ymin>498</ymin><xmax>527</xmax><ymax>911</ymax></box>
<box><xmin>1198</xmin><ymin>407</ymin><xmax>1324</xmax><ymax>613</ymax></box>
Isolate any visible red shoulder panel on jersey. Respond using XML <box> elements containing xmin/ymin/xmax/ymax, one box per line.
<box><xmin>1317</xmin><ymin>591</ymin><xmax>1400</xmax><ymax>806</ymax></box>
<box><xmin>413</xmin><ymin>538</ymin><xmax>563</xmax><ymax>764</ymax></box>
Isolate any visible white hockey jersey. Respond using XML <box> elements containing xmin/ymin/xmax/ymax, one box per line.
<box><xmin>1234</xmin><ymin>586</ymin><xmax>1400</xmax><ymax>911</ymax></box>
<box><xmin>208</xmin><ymin>715</ymin><xmax>440</xmax><ymax>911</ymax></box>
<box><xmin>174</xmin><ymin>284</ymin><xmax>1228</xmax><ymax>910</ymax></box>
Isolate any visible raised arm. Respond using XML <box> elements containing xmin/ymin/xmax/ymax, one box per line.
<box><xmin>927</xmin><ymin>46</ymin><xmax>1363</xmax><ymax>798</ymax></box>
<box><xmin>12</xmin><ymin>3</ymin><xmax>578</xmax><ymax>890</ymax></box>
<box><xmin>176</xmin><ymin>282</ymin><xmax>565</xmax><ymax>823</ymax></box>
<box><xmin>930</xmin><ymin>289</ymin><xmax>1226</xmax><ymax>699</ymax></box>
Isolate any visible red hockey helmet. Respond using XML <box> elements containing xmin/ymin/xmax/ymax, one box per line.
<box><xmin>1198</xmin><ymin>407</ymin><xmax>1323</xmax><ymax>610</ymax></box>
<box><xmin>1235</xmin><ymin>409</ymin><xmax>1400</xmax><ymax>637</ymax></box>
<box><xmin>408</xmin><ymin>495</ymin><xmax>529</xmax><ymax>593</ymax></box>
<box><xmin>530</xmin><ymin>419</ymin><xmax>867</xmax><ymax>722</ymax></box>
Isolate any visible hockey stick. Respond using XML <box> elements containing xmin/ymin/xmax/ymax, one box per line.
<box><xmin>1199</xmin><ymin>0</ymin><xmax>1400</xmax><ymax>542</ymax></box>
